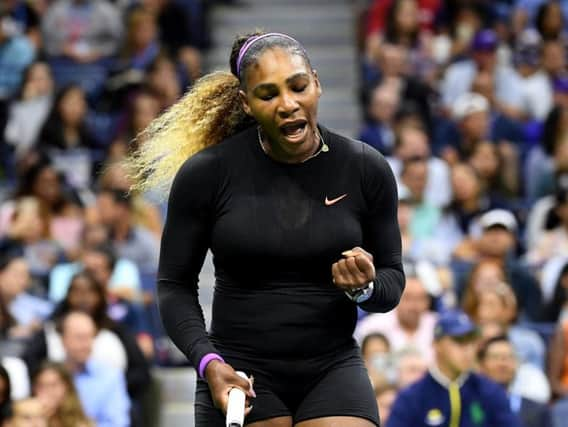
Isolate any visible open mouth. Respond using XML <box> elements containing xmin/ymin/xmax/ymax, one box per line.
<box><xmin>279</xmin><ymin>120</ymin><xmax>308</xmax><ymax>139</ymax></box>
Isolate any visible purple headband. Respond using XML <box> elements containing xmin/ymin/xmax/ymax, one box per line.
<box><xmin>236</xmin><ymin>32</ymin><xmax>300</xmax><ymax>77</ymax></box>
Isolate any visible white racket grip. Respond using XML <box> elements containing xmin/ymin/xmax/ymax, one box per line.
<box><xmin>226</xmin><ymin>371</ymin><xmax>248</xmax><ymax>427</ymax></box>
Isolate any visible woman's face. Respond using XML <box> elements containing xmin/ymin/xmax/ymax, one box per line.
<box><xmin>469</xmin><ymin>142</ymin><xmax>498</xmax><ymax>180</ymax></box>
<box><xmin>59</xmin><ymin>88</ymin><xmax>87</xmax><ymax>126</ymax></box>
<box><xmin>67</xmin><ymin>276</ymin><xmax>101</xmax><ymax>314</ymax></box>
<box><xmin>32</xmin><ymin>167</ymin><xmax>60</xmax><ymax>205</ymax></box>
<box><xmin>542</xmin><ymin>3</ymin><xmax>563</xmax><ymax>36</ymax></box>
<box><xmin>33</xmin><ymin>369</ymin><xmax>67</xmax><ymax>416</ymax></box>
<box><xmin>472</xmin><ymin>263</ymin><xmax>504</xmax><ymax>291</ymax></box>
<box><xmin>130</xmin><ymin>13</ymin><xmax>157</xmax><ymax>50</ymax></box>
<box><xmin>0</xmin><ymin>258</ymin><xmax>30</xmax><ymax>299</ymax></box>
<box><xmin>240</xmin><ymin>47</ymin><xmax>322</xmax><ymax>162</ymax></box>
<box><xmin>395</xmin><ymin>0</ymin><xmax>419</xmax><ymax>34</ymax></box>
<box><xmin>451</xmin><ymin>164</ymin><xmax>480</xmax><ymax>202</ymax></box>
<box><xmin>476</xmin><ymin>291</ymin><xmax>506</xmax><ymax>325</ymax></box>
<box><xmin>132</xmin><ymin>93</ymin><xmax>160</xmax><ymax>134</ymax></box>
<box><xmin>25</xmin><ymin>63</ymin><xmax>54</xmax><ymax>97</ymax></box>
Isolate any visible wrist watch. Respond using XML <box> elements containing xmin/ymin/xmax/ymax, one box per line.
<box><xmin>344</xmin><ymin>281</ymin><xmax>374</xmax><ymax>304</ymax></box>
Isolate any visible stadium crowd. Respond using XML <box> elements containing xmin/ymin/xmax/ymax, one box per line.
<box><xmin>1</xmin><ymin>0</ymin><xmax>568</xmax><ymax>426</ymax></box>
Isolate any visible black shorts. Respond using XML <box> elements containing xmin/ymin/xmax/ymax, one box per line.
<box><xmin>194</xmin><ymin>344</ymin><xmax>380</xmax><ymax>426</ymax></box>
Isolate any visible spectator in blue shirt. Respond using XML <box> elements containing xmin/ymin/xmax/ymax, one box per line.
<box><xmin>60</xmin><ymin>310</ymin><xmax>130</xmax><ymax>427</ymax></box>
<box><xmin>386</xmin><ymin>309</ymin><xmax>521</xmax><ymax>427</ymax></box>
<box><xmin>0</xmin><ymin>11</ymin><xmax>35</xmax><ymax>101</ymax></box>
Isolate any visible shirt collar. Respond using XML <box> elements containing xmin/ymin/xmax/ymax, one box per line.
<box><xmin>429</xmin><ymin>364</ymin><xmax>470</xmax><ymax>389</ymax></box>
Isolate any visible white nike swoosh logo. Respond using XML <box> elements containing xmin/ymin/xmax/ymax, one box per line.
<box><xmin>325</xmin><ymin>193</ymin><xmax>348</xmax><ymax>206</ymax></box>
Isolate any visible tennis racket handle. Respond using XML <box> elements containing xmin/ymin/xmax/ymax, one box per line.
<box><xmin>226</xmin><ymin>371</ymin><xmax>248</xmax><ymax>427</ymax></box>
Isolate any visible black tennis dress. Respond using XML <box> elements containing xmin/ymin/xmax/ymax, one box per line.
<box><xmin>157</xmin><ymin>125</ymin><xmax>405</xmax><ymax>426</ymax></box>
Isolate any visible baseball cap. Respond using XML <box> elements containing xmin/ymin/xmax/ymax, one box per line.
<box><xmin>434</xmin><ymin>309</ymin><xmax>478</xmax><ymax>340</ymax></box>
<box><xmin>452</xmin><ymin>92</ymin><xmax>489</xmax><ymax>120</ymax></box>
<box><xmin>478</xmin><ymin>209</ymin><xmax>518</xmax><ymax>233</ymax></box>
<box><xmin>472</xmin><ymin>29</ymin><xmax>498</xmax><ymax>52</ymax></box>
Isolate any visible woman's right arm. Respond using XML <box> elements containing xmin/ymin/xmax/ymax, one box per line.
<box><xmin>157</xmin><ymin>150</ymin><xmax>220</xmax><ymax>369</ymax></box>
<box><xmin>157</xmin><ymin>149</ymin><xmax>254</xmax><ymax>412</ymax></box>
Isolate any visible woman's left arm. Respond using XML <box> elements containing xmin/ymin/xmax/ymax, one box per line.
<box><xmin>332</xmin><ymin>144</ymin><xmax>405</xmax><ymax>312</ymax></box>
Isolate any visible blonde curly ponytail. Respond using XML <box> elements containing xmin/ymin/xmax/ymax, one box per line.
<box><xmin>124</xmin><ymin>71</ymin><xmax>249</xmax><ymax>194</ymax></box>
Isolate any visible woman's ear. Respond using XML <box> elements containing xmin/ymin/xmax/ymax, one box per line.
<box><xmin>239</xmin><ymin>89</ymin><xmax>252</xmax><ymax>116</ymax></box>
<box><xmin>313</xmin><ymin>69</ymin><xmax>322</xmax><ymax>97</ymax></box>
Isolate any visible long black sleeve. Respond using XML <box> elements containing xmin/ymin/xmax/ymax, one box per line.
<box><xmin>358</xmin><ymin>143</ymin><xmax>405</xmax><ymax>312</ymax></box>
<box><xmin>157</xmin><ymin>148</ymin><xmax>221</xmax><ymax>369</ymax></box>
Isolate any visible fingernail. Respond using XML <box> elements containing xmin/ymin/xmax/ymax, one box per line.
<box><xmin>251</xmin><ymin>388</ymin><xmax>257</xmax><ymax>398</ymax></box>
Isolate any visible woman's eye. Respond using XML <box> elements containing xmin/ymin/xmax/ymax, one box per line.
<box><xmin>293</xmin><ymin>85</ymin><xmax>307</xmax><ymax>93</ymax></box>
<box><xmin>260</xmin><ymin>94</ymin><xmax>275</xmax><ymax>101</ymax></box>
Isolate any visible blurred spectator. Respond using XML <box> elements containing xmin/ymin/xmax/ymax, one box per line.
<box><xmin>478</xmin><ymin>335</ymin><xmax>551</xmax><ymax>427</ymax></box>
<box><xmin>0</xmin><ymin>254</ymin><xmax>52</xmax><ymax>339</ymax></box>
<box><xmin>59</xmin><ymin>311</ymin><xmax>130</xmax><ymax>427</ymax></box>
<box><xmin>437</xmin><ymin>163</ymin><xmax>494</xmax><ymax>238</ymax></box>
<box><xmin>141</xmin><ymin>0</ymin><xmax>202</xmax><ymax>81</ymax></box>
<box><xmin>514</xmin><ymin>29</ymin><xmax>553</xmax><ymax>121</ymax></box>
<box><xmin>144</xmin><ymin>54</ymin><xmax>182</xmax><ymax>110</ymax></box>
<box><xmin>0</xmin><ymin>357</ymin><xmax>28</xmax><ymax>403</ymax></box>
<box><xmin>462</xmin><ymin>281</ymin><xmax>545</xmax><ymax>369</ymax></box>
<box><xmin>93</xmin><ymin>188</ymin><xmax>159</xmax><ymax>274</ymax></box>
<box><xmin>553</xmin><ymin>76</ymin><xmax>568</xmax><ymax>111</ymax></box>
<box><xmin>392</xmin><ymin>347</ymin><xmax>428</xmax><ymax>388</ymax></box>
<box><xmin>0</xmin><ymin>10</ymin><xmax>35</xmax><ymax>101</ymax></box>
<box><xmin>114</xmin><ymin>6</ymin><xmax>160</xmax><ymax>74</ymax></box>
<box><xmin>25</xmin><ymin>271</ymin><xmax>151</xmax><ymax>421</ymax></box>
<box><xmin>526</xmin><ymin>106</ymin><xmax>568</xmax><ymax>200</ymax></box>
<box><xmin>374</xmin><ymin>383</ymin><xmax>398</xmax><ymax>427</ymax></box>
<box><xmin>41</xmin><ymin>0</ymin><xmax>122</xmax><ymax>88</ymax></box>
<box><xmin>540</xmin><ymin>259</ymin><xmax>568</xmax><ymax>322</ymax></box>
<box><xmin>49</xmin><ymin>232</ymin><xmax>142</xmax><ymax>304</ymax></box>
<box><xmin>32</xmin><ymin>362</ymin><xmax>93</xmax><ymax>427</ymax></box>
<box><xmin>527</xmin><ymin>180</ymin><xmax>568</xmax><ymax>267</ymax></box>
<box><xmin>361</xmin><ymin>332</ymin><xmax>392</xmax><ymax>388</ymax></box>
<box><xmin>430</xmin><ymin>2</ymin><xmax>485</xmax><ymax>64</ymax></box>
<box><xmin>387</xmin><ymin>124</ymin><xmax>452</xmax><ymax>209</ymax></box>
<box><xmin>0</xmin><ymin>365</ymin><xmax>11</xmax><ymax>424</ymax></box>
<box><xmin>90</xmin><ymin>161</ymin><xmax>163</xmax><ymax>238</ymax></box>
<box><xmin>440</xmin><ymin>29</ymin><xmax>524</xmax><ymax>120</ymax></box>
<box><xmin>365</xmin><ymin>0</ymin><xmax>436</xmax><ymax>83</ymax></box>
<box><xmin>534</xmin><ymin>1</ymin><xmax>567</xmax><ymax>41</ymax></box>
<box><xmin>467</xmin><ymin>141</ymin><xmax>515</xmax><ymax>203</ymax></box>
<box><xmin>107</xmin><ymin>89</ymin><xmax>161</xmax><ymax>161</ymax></box>
<box><xmin>365</xmin><ymin>0</ymin><xmax>440</xmax><ymax>37</ymax></box>
<box><xmin>355</xmin><ymin>268</ymin><xmax>436</xmax><ymax>363</ymax></box>
<box><xmin>513</xmin><ymin>0</ymin><xmax>568</xmax><ymax>34</ymax></box>
<box><xmin>0</xmin><ymin>160</ymin><xmax>84</xmax><ymax>256</ymax></box>
<box><xmin>359</xmin><ymin>82</ymin><xmax>400</xmax><ymax>155</ymax></box>
<box><xmin>0</xmin><ymin>197</ymin><xmax>64</xmax><ymax>287</ymax></box>
<box><xmin>452</xmin><ymin>208</ymin><xmax>542</xmax><ymax>320</ymax></box>
<box><xmin>48</xmin><ymin>244</ymin><xmax>148</xmax><ymax>338</ymax></box>
<box><xmin>3</xmin><ymin>62</ymin><xmax>55</xmax><ymax>162</ymax></box>
<box><xmin>542</xmin><ymin>39</ymin><xmax>567</xmax><ymax>81</ymax></box>
<box><xmin>439</xmin><ymin>91</ymin><xmax>522</xmax><ymax>190</ymax></box>
<box><xmin>36</xmin><ymin>85</ymin><xmax>98</xmax><ymax>191</ymax></box>
<box><xmin>386</xmin><ymin>309</ymin><xmax>521</xmax><ymax>427</ymax></box>
<box><xmin>5</xmin><ymin>398</ymin><xmax>47</xmax><ymax>427</ymax></box>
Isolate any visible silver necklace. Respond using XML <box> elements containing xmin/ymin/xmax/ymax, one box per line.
<box><xmin>257</xmin><ymin>126</ymin><xmax>329</xmax><ymax>163</ymax></box>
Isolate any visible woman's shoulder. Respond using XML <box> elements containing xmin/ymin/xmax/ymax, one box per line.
<box><xmin>176</xmin><ymin>126</ymin><xmax>255</xmax><ymax>175</ymax></box>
